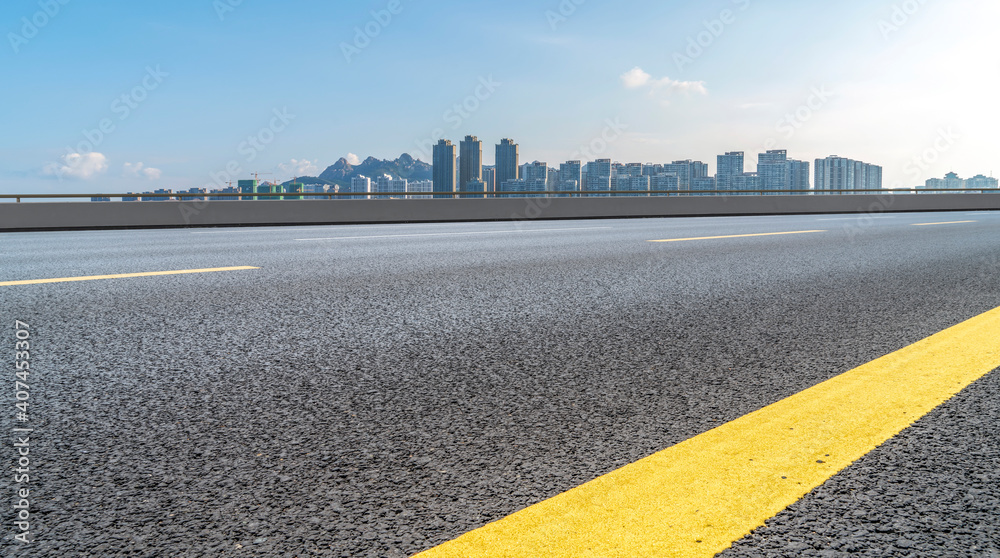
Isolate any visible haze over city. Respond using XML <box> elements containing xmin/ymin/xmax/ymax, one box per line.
<box><xmin>2</xmin><ymin>0</ymin><xmax>997</xmax><ymax>196</ymax></box>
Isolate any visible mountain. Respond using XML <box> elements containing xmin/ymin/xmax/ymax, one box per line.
<box><xmin>317</xmin><ymin>154</ymin><xmax>432</xmax><ymax>187</ymax></box>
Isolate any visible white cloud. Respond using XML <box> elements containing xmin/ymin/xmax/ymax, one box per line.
<box><xmin>42</xmin><ymin>152</ymin><xmax>109</xmax><ymax>180</ymax></box>
<box><xmin>278</xmin><ymin>158</ymin><xmax>320</xmax><ymax>177</ymax></box>
<box><xmin>123</xmin><ymin>162</ymin><xmax>163</xmax><ymax>180</ymax></box>
<box><xmin>620</xmin><ymin>66</ymin><xmax>708</xmax><ymax>104</ymax></box>
<box><xmin>346</xmin><ymin>153</ymin><xmax>361</xmax><ymax>165</ymax></box>
<box><xmin>621</xmin><ymin>67</ymin><xmax>652</xmax><ymax>89</ymax></box>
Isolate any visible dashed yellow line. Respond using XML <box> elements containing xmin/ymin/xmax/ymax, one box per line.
<box><xmin>0</xmin><ymin>267</ymin><xmax>260</xmax><ymax>287</ymax></box>
<box><xmin>912</xmin><ymin>220</ymin><xmax>977</xmax><ymax>227</ymax></box>
<box><xmin>416</xmin><ymin>306</ymin><xmax>1000</xmax><ymax>558</ymax></box>
<box><xmin>648</xmin><ymin>230</ymin><xmax>827</xmax><ymax>243</ymax></box>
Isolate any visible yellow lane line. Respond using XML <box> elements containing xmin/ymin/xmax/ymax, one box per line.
<box><xmin>648</xmin><ymin>230</ymin><xmax>827</xmax><ymax>243</ymax></box>
<box><xmin>912</xmin><ymin>220</ymin><xmax>977</xmax><ymax>226</ymax></box>
<box><xmin>416</xmin><ymin>306</ymin><xmax>1000</xmax><ymax>558</ymax></box>
<box><xmin>0</xmin><ymin>267</ymin><xmax>260</xmax><ymax>287</ymax></box>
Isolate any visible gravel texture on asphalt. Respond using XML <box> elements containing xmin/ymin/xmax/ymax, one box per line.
<box><xmin>1</xmin><ymin>212</ymin><xmax>998</xmax><ymax>557</ymax></box>
<box><xmin>721</xmin><ymin>370</ymin><xmax>1000</xmax><ymax>558</ymax></box>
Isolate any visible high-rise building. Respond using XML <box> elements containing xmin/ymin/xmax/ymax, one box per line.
<box><xmin>758</xmin><ymin>150</ymin><xmax>789</xmax><ymax>194</ymax></box>
<box><xmin>143</xmin><ymin>189</ymin><xmax>174</xmax><ymax>202</ymax></box>
<box><xmin>625</xmin><ymin>163</ymin><xmax>644</xmax><ymax>177</ymax></box>
<box><xmin>283</xmin><ymin>182</ymin><xmax>304</xmax><ymax>201</ymax></box>
<box><xmin>498</xmin><ymin>178</ymin><xmax>545</xmax><ymax>198</ymax></box>
<box><xmin>257</xmin><ymin>182</ymin><xmax>283</xmax><ymax>201</ymax></box>
<box><xmin>643</xmin><ymin>164</ymin><xmax>664</xmax><ymax>177</ymax></box>
<box><xmin>238</xmin><ymin>179</ymin><xmax>258</xmax><ymax>198</ymax></box>
<box><xmin>651</xmin><ymin>173</ymin><xmax>680</xmax><ymax>195</ymax></box>
<box><xmin>523</xmin><ymin>161</ymin><xmax>548</xmax><ymax>183</ymax></box>
<box><xmin>407</xmin><ymin>180</ymin><xmax>434</xmax><ymax>199</ymax></box>
<box><xmin>621</xmin><ymin>175</ymin><xmax>650</xmax><ymax>196</ymax></box>
<box><xmin>463</xmin><ymin>179</ymin><xmax>486</xmax><ymax>199</ymax></box>
<box><xmin>586</xmin><ymin>159</ymin><xmax>612</xmax><ymax>196</ymax></box>
<box><xmin>459</xmin><ymin>136</ymin><xmax>483</xmax><ymax>192</ymax></box>
<box><xmin>482</xmin><ymin>166</ymin><xmax>496</xmax><ymax>194</ymax></box>
<box><xmin>758</xmin><ymin>150</ymin><xmax>811</xmax><ymax>194</ymax></box>
<box><xmin>373</xmin><ymin>174</ymin><xmax>407</xmax><ymax>199</ymax></box>
<box><xmin>210</xmin><ymin>187</ymin><xmax>239</xmax><ymax>201</ymax></box>
<box><xmin>496</xmin><ymin>139</ymin><xmax>519</xmax><ymax>191</ymax></box>
<box><xmin>815</xmin><ymin>156</ymin><xmax>882</xmax><ymax>192</ymax></box>
<box><xmin>691</xmin><ymin>177</ymin><xmax>717</xmax><ymax>196</ymax></box>
<box><xmin>350</xmin><ymin>175</ymin><xmax>372</xmax><ymax>200</ymax></box>
<box><xmin>663</xmin><ymin>160</ymin><xmax>708</xmax><ymax>190</ymax></box>
<box><xmin>966</xmin><ymin>174</ymin><xmax>999</xmax><ymax>190</ymax></box>
<box><xmin>717</xmin><ymin>152</ymin><xmax>745</xmax><ymax>192</ymax></box>
<box><xmin>788</xmin><ymin>160</ymin><xmax>811</xmax><ymax>192</ymax></box>
<box><xmin>302</xmin><ymin>183</ymin><xmax>328</xmax><ymax>200</ymax></box>
<box><xmin>558</xmin><ymin>160</ymin><xmax>582</xmax><ymax>196</ymax></box>
<box><xmin>433</xmin><ymin>140</ymin><xmax>456</xmax><ymax>199</ymax></box>
<box><xmin>732</xmin><ymin>173</ymin><xmax>762</xmax><ymax>194</ymax></box>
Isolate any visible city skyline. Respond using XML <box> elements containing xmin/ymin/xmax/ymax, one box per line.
<box><xmin>2</xmin><ymin>0</ymin><xmax>997</xmax><ymax>196</ymax></box>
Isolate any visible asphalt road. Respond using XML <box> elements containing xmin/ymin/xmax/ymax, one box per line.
<box><xmin>1</xmin><ymin>211</ymin><xmax>999</xmax><ymax>557</ymax></box>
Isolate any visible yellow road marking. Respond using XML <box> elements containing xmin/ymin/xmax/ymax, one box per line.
<box><xmin>912</xmin><ymin>220</ymin><xmax>977</xmax><ymax>226</ymax></box>
<box><xmin>648</xmin><ymin>230</ymin><xmax>827</xmax><ymax>243</ymax></box>
<box><xmin>416</xmin><ymin>306</ymin><xmax>1000</xmax><ymax>558</ymax></box>
<box><xmin>0</xmin><ymin>267</ymin><xmax>260</xmax><ymax>287</ymax></box>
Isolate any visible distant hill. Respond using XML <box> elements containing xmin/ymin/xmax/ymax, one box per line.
<box><xmin>317</xmin><ymin>154</ymin><xmax>432</xmax><ymax>188</ymax></box>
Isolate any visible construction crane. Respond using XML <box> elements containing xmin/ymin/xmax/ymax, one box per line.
<box><xmin>249</xmin><ymin>172</ymin><xmax>274</xmax><ymax>200</ymax></box>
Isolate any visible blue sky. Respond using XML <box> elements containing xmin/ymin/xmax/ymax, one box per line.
<box><xmin>2</xmin><ymin>0</ymin><xmax>997</xmax><ymax>194</ymax></box>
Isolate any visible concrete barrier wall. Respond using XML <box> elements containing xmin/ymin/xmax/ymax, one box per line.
<box><xmin>1</xmin><ymin>194</ymin><xmax>998</xmax><ymax>232</ymax></box>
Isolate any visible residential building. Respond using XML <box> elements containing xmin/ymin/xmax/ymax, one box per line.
<box><xmin>691</xmin><ymin>176</ymin><xmax>717</xmax><ymax>196</ymax></box>
<box><xmin>967</xmin><ymin>174</ymin><xmax>999</xmax><ymax>190</ymax></box>
<box><xmin>651</xmin><ymin>174</ymin><xmax>680</xmax><ymax>195</ymax></box>
<box><xmin>496</xmin><ymin>139</ymin><xmax>519</xmax><ymax>191</ymax></box>
<box><xmin>459</xmin><ymin>135</ymin><xmax>483</xmax><ymax>191</ymax></box>
<box><xmin>732</xmin><ymin>173</ymin><xmax>762</xmax><ymax>194</ymax></box>
<box><xmin>815</xmin><ymin>156</ymin><xmax>883</xmax><ymax>192</ymax></box>
<box><xmin>407</xmin><ymin>180</ymin><xmax>434</xmax><ymax>199</ymax></box>
<box><xmin>143</xmin><ymin>189</ymin><xmax>173</xmax><ymax>202</ymax></box>
<box><xmin>717</xmin><ymin>152</ymin><xmax>745</xmax><ymax>192</ymax></box>
<box><xmin>238</xmin><ymin>180</ymin><xmax>258</xmax><ymax>197</ymax></box>
<box><xmin>788</xmin><ymin>160</ymin><xmax>811</xmax><ymax>192</ymax></box>
<box><xmin>625</xmin><ymin>163</ymin><xmax>645</xmax><ymax>177</ymax></box>
<box><xmin>558</xmin><ymin>160</ymin><xmax>582</xmax><ymax>196</ymax></box>
<box><xmin>586</xmin><ymin>159</ymin><xmax>612</xmax><ymax>196</ymax></box>
<box><xmin>302</xmin><ymin>184</ymin><xmax>328</xmax><ymax>200</ymax></box>
<box><xmin>351</xmin><ymin>175</ymin><xmax>372</xmax><ymax>200</ymax></box>
<box><xmin>256</xmin><ymin>183</ymin><xmax>282</xmax><ymax>201</ymax></box>
<box><xmin>433</xmin><ymin>140</ymin><xmax>456</xmax><ymax>199</ymax></box>
<box><xmin>482</xmin><ymin>166</ymin><xmax>496</xmax><ymax>193</ymax></box>
<box><xmin>758</xmin><ymin>150</ymin><xmax>790</xmax><ymax>194</ymax></box>
<box><xmin>180</xmin><ymin>188</ymin><xmax>208</xmax><ymax>201</ymax></box>
<box><xmin>462</xmin><ymin>179</ymin><xmax>486</xmax><ymax>199</ymax></box>
<box><xmin>620</xmin><ymin>175</ymin><xmax>650</xmax><ymax>196</ymax></box>
<box><xmin>283</xmin><ymin>182</ymin><xmax>304</xmax><ymax>201</ymax></box>
<box><xmin>210</xmin><ymin>187</ymin><xmax>239</xmax><ymax>201</ymax></box>
<box><xmin>663</xmin><ymin>160</ymin><xmax>708</xmax><ymax>190</ymax></box>
<box><xmin>643</xmin><ymin>163</ymin><xmax>664</xmax><ymax>177</ymax></box>
<box><xmin>523</xmin><ymin>161</ymin><xmax>548</xmax><ymax>184</ymax></box>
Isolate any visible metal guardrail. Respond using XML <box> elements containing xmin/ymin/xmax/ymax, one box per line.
<box><xmin>1</xmin><ymin>189</ymin><xmax>998</xmax><ymax>203</ymax></box>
